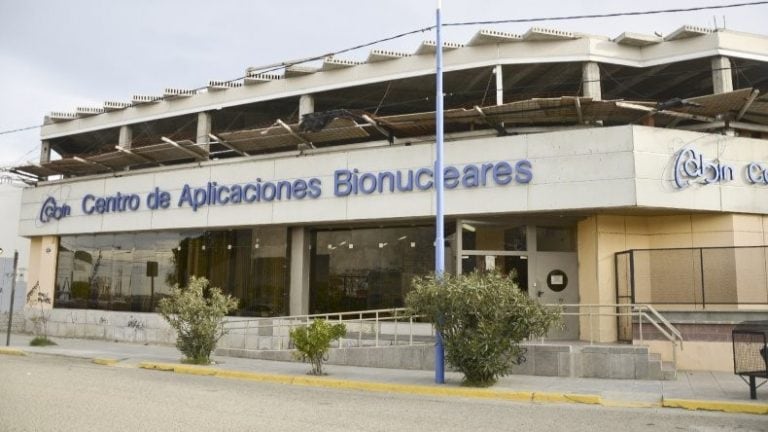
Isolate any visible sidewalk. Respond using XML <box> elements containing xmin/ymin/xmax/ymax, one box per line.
<box><xmin>2</xmin><ymin>333</ymin><xmax>766</xmax><ymax>415</ymax></box>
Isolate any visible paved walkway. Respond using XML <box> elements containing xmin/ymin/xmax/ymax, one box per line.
<box><xmin>3</xmin><ymin>333</ymin><xmax>767</xmax><ymax>415</ymax></box>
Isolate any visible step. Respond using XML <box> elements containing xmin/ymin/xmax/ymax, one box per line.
<box><xmin>661</xmin><ymin>361</ymin><xmax>677</xmax><ymax>381</ymax></box>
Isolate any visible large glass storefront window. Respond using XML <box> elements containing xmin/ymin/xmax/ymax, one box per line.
<box><xmin>54</xmin><ymin>227</ymin><xmax>288</xmax><ymax>316</ymax></box>
<box><xmin>309</xmin><ymin>225</ymin><xmax>454</xmax><ymax>314</ymax></box>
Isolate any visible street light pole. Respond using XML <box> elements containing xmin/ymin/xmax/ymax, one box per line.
<box><xmin>434</xmin><ymin>0</ymin><xmax>446</xmax><ymax>385</ymax></box>
<box><xmin>5</xmin><ymin>250</ymin><xmax>19</xmax><ymax>346</ymax></box>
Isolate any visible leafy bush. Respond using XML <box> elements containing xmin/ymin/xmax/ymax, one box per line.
<box><xmin>290</xmin><ymin>319</ymin><xmax>347</xmax><ymax>375</ymax></box>
<box><xmin>158</xmin><ymin>277</ymin><xmax>238</xmax><ymax>365</ymax></box>
<box><xmin>30</xmin><ymin>336</ymin><xmax>57</xmax><ymax>346</ymax></box>
<box><xmin>406</xmin><ymin>272</ymin><xmax>561</xmax><ymax>387</ymax></box>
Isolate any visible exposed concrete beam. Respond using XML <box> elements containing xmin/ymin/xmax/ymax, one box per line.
<box><xmin>196</xmin><ymin>112</ymin><xmax>212</xmax><ymax>154</ymax></box>
<box><xmin>114</xmin><ymin>145</ymin><xmax>156</xmax><ymax>165</ymax></box>
<box><xmin>277</xmin><ymin>119</ymin><xmax>314</xmax><ymax>149</ymax></box>
<box><xmin>299</xmin><ymin>94</ymin><xmax>315</xmax><ymax>119</ymax></box>
<box><xmin>361</xmin><ymin>114</ymin><xmax>393</xmax><ymax>143</ymax></box>
<box><xmin>209</xmin><ymin>133</ymin><xmax>247</xmax><ymax>156</ymax></box>
<box><xmin>161</xmin><ymin>137</ymin><xmax>207</xmax><ymax>161</ymax></box>
<box><xmin>40</xmin><ymin>140</ymin><xmax>51</xmax><ymax>164</ymax></box>
<box><xmin>474</xmin><ymin>106</ymin><xmax>506</xmax><ymax>135</ymax></box>
<box><xmin>118</xmin><ymin>125</ymin><xmax>133</xmax><ymax>149</ymax></box>
<box><xmin>582</xmin><ymin>62</ymin><xmax>602</xmax><ymax>100</ymax></box>
<box><xmin>711</xmin><ymin>56</ymin><xmax>734</xmax><ymax>94</ymax></box>
<box><xmin>495</xmin><ymin>64</ymin><xmax>504</xmax><ymax>106</ymax></box>
<box><xmin>736</xmin><ymin>89</ymin><xmax>760</xmax><ymax>120</ymax></box>
<box><xmin>616</xmin><ymin>101</ymin><xmax>716</xmax><ymax>123</ymax></box>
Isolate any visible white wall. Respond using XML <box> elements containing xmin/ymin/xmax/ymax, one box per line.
<box><xmin>18</xmin><ymin>125</ymin><xmax>768</xmax><ymax>238</ymax></box>
<box><xmin>0</xmin><ymin>181</ymin><xmax>30</xmax><ymax>312</ymax></box>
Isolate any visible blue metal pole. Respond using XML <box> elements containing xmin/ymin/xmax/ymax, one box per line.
<box><xmin>434</xmin><ymin>0</ymin><xmax>446</xmax><ymax>385</ymax></box>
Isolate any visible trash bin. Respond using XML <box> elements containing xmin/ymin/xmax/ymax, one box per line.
<box><xmin>732</xmin><ymin>320</ymin><xmax>768</xmax><ymax>400</ymax></box>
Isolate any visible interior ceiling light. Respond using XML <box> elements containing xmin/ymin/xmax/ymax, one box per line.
<box><xmin>462</xmin><ymin>223</ymin><xmax>476</xmax><ymax>232</ymax></box>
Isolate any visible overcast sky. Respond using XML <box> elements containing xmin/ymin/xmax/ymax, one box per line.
<box><xmin>0</xmin><ymin>0</ymin><xmax>766</xmax><ymax>168</ymax></box>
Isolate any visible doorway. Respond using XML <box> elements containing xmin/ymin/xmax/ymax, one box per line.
<box><xmin>458</xmin><ymin>219</ymin><xmax>580</xmax><ymax>340</ymax></box>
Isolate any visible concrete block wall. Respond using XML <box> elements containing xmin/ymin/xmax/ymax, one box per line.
<box><xmin>218</xmin><ymin>342</ymin><xmax>669</xmax><ymax>380</ymax></box>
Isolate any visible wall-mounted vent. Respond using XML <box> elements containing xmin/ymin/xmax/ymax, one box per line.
<box><xmin>164</xmin><ymin>88</ymin><xmax>196</xmax><ymax>98</ymax></box>
<box><xmin>103</xmin><ymin>101</ymin><xmax>132</xmax><ymax>112</ymax></box>
<box><xmin>75</xmin><ymin>106</ymin><xmax>105</xmax><ymax>116</ymax></box>
<box><xmin>366</xmin><ymin>49</ymin><xmax>411</xmax><ymax>63</ymax></box>
<box><xmin>467</xmin><ymin>29</ymin><xmax>523</xmax><ymax>46</ymax></box>
<box><xmin>207</xmin><ymin>80</ymin><xmax>243</xmax><ymax>91</ymax></box>
<box><xmin>523</xmin><ymin>27</ymin><xmax>577</xmax><ymax>41</ymax></box>
<box><xmin>415</xmin><ymin>40</ymin><xmax>464</xmax><ymax>55</ymax></box>
<box><xmin>48</xmin><ymin>111</ymin><xmax>78</xmax><ymax>122</ymax></box>
<box><xmin>132</xmin><ymin>95</ymin><xmax>162</xmax><ymax>104</ymax></box>
<box><xmin>664</xmin><ymin>25</ymin><xmax>713</xmax><ymax>41</ymax></box>
<box><xmin>244</xmin><ymin>71</ymin><xmax>282</xmax><ymax>85</ymax></box>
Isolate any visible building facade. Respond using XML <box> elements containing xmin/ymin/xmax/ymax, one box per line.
<box><xmin>14</xmin><ymin>26</ymin><xmax>768</xmax><ymax>370</ymax></box>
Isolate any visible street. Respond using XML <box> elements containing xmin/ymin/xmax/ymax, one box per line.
<box><xmin>0</xmin><ymin>354</ymin><xmax>766</xmax><ymax>432</ymax></box>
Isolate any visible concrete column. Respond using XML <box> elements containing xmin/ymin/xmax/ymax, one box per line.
<box><xmin>299</xmin><ymin>94</ymin><xmax>315</xmax><ymax>119</ymax></box>
<box><xmin>118</xmin><ymin>125</ymin><xmax>133</xmax><ymax>149</ymax></box>
<box><xmin>196</xmin><ymin>112</ymin><xmax>212</xmax><ymax>153</ymax></box>
<box><xmin>25</xmin><ymin>236</ymin><xmax>57</xmax><ymax>311</ymax></box>
<box><xmin>711</xmin><ymin>56</ymin><xmax>733</xmax><ymax>94</ymax></box>
<box><xmin>289</xmin><ymin>227</ymin><xmax>311</xmax><ymax>316</ymax></box>
<box><xmin>581</xmin><ymin>62</ymin><xmax>602</xmax><ymax>100</ymax></box>
<box><xmin>39</xmin><ymin>141</ymin><xmax>51</xmax><ymax>164</ymax></box>
<box><xmin>494</xmin><ymin>64</ymin><xmax>504</xmax><ymax>106</ymax></box>
<box><xmin>526</xmin><ymin>225</ymin><xmax>538</xmax><ymax>297</ymax></box>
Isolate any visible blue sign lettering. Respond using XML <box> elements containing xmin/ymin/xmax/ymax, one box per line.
<box><xmin>673</xmin><ymin>147</ymin><xmax>734</xmax><ymax>189</ymax></box>
<box><xmin>38</xmin><ymin>160</ymin><xmax>531</xmax><ymax>219</ymax></box>
<box><xmin>39</xmin><ymin>197</ymin><xmax>71</xmax><ymax>223</ymax></box>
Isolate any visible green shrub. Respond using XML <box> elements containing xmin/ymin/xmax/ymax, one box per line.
<box><xmin>290</xmin><ymin>319</ymin><xmax>347</xmax><ymax>375</ymax></box>
<box><xmin>29</xmin><ymin>336</ymin><xmax>57</xmax><ymax>346</ymax></box>
<box><xmin>158</xmin><ymin>277</ymin><xmax>238</xmax><ymax>365</ymax></box>
<box><xmin>406</xmin><ymin>272</ymin><xmax>561</xmax><ymax>387</ymax></box>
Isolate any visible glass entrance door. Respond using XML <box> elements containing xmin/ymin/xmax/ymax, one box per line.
<box><xmin>461</xmin><ymin>254</ymin><xmax>528</xmax><ymax>292</ymax></box>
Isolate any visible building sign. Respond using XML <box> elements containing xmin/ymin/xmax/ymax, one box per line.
<box><xmin>672</xmin><ymin>146</ymin><xmax>768</xmax><ymax>190</ymax></box>
<box><xmin>38</xmin><ymin>160</ymin><xmax>533</xmax><ymax>223</ymax></box>
<box><xmin>672</xmin><ymin>147</ymin><xmax>734</xmax><ymax>189</ymax></box>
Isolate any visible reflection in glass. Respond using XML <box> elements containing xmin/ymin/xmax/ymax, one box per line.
<box><xmin>54</xmin><ymin>227</ymin><xmax>288</xmax><ymax>316</ymax></box>
<box><xmin>536</xmin><ymin>226</ymin><xmax>576</xmax><ymax>252</ymax></box>
<box><xmin>309</xmin><ymin>225</ymin><xmax>454</xmax><ymax>314</ymax></box>
<box><xmin>462</xmin><ymin>222</ymin><xmax>526</xmax><ymax>251</ymax></box>
<box><xmin>461</xmin><ymin>255</ymin><xmax>528</xmax><ymax>291</ymax></box>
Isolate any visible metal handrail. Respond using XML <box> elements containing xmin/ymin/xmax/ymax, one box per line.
<box><xmin>635</xmin><ymin>304</ymin><xmax>684</xmax><ymax>347</ymax></box>
<box><xmin>219</xmin><ymin>303</ymin><xmax>683</xmax><ymax>367</ymax></box>
<box><xmin>549</xmin><ymin>303</ymin><xmax>683</xmax><ymax>367</ymax></box>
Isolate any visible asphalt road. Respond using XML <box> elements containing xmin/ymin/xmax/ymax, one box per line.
<box><xmin>0</xmin><ymin>354</ymin><xmax>766</xmax><ymax>432</ymax></box>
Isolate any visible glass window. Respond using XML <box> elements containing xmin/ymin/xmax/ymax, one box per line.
<box><xmin>462</xmin><ymin>222</ymin><xmax>526</xmax><ymax>251</ymax></box>
<box><xmin>54</xmin><ymin>227</ymin><xmax>289</xmax><ymax>316</ymax></box>
<box><xmin>536</xmin><ymin>226</ymin><xmax>576</xmax><ymax>252</ymax></box>
<box><xmin>460</xmin><ymin>254</ymin><xmax>528</xmax><ymax>291</ymax></box>
<box><xmin>309</xmin><ymin>224</ymin><xmax>451</xmax><ymax>314</ymax></box>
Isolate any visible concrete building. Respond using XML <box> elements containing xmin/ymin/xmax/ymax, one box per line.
<box><xmin>11</xmin><ymin>25</ymin><xmax>768</xmax><ymax>372</ymax></box>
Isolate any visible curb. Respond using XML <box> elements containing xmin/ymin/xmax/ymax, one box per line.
<box><xmin>124</xmin><ymin>361</ymin><xmax>768</xmax><ymax>415</ymax></box>
<box><xmin>137</xmin><ymin>361</ymin><xmax>601</xmax><ymax>406</ymax></box>
<box><xmin>662</xmin><ymin>398</ymin><xmax>768</xmax><ymax>415</ymax></box>
<box><xmin>92</xmin><ymin>358</ymin><xmax>120</xmax><ymax>366</ymax></box>
<box><xmin>0</xmin><ymin>347</ymin><xmax>26</xmax><ymax>356</ymax></box>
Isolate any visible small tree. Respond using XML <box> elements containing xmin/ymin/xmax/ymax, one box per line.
<box><xmin>26</xmin><ymin>282</ymin><xmax>56</xmax><ymax>346</ymax></box>
<box><xmin>406</xmin><ymin>272</ymin><xmax>561</xmax><ymax>387</ymax></box>
<box><xmin>158</xmin><ymin>277</ymin><xmax>238</xmax><ymax>365</ymax></box>
<box><xmin>290</xmin><ymin>319</ymin><xmax>346</xmax><ymax>375</ymax></box>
